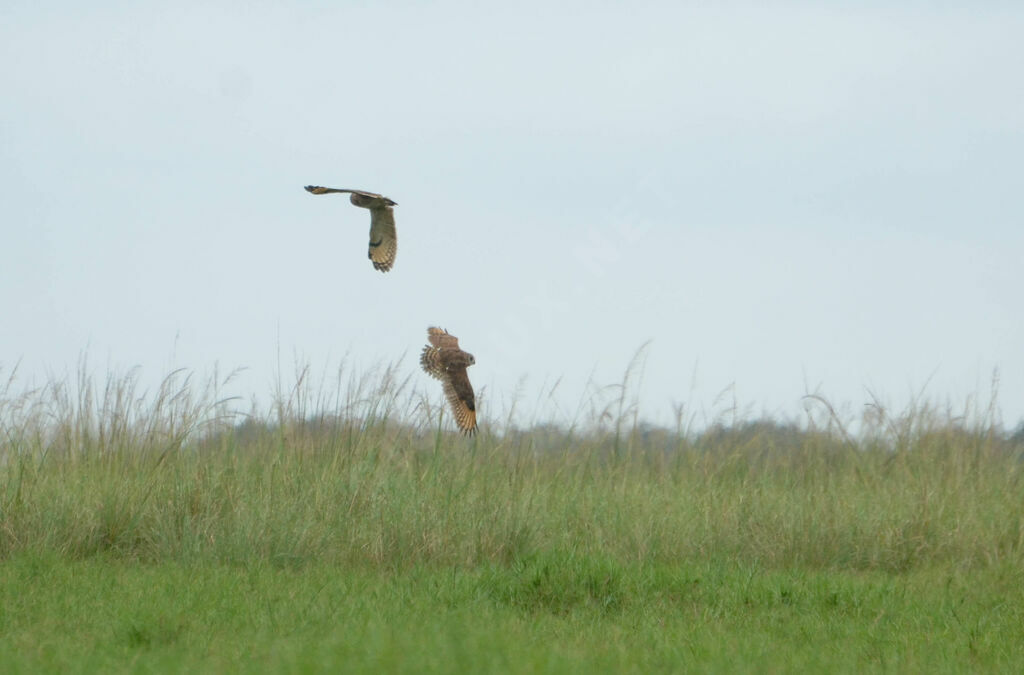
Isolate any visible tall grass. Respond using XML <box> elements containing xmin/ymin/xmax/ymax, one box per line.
<box><xmin>1</xmin><ymin>359</ymin><xmax>1022</xmax><ymax>574</ymax></box>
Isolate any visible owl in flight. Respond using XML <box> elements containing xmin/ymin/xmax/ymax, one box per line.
<box><xmin>304</xmin><ymin>186</ymin><xmax>398</xmax><ymax>272</ymax></box>
<box><xmin>419</xmin><ymin>327</ymin><xmax>478</xmax><ymax>435</ymax></box>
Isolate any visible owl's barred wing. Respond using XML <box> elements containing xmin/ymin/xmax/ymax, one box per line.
<box><xmin>442</xmin><ymin>367</ymin><xmax>477</xmax><ymax>435</ymax></box>
<box><xmin>426</xmin><ymin>327</ymin><xmax>460</xmax><ymax>350</ymax></box>
<box><xmin>368</xmin><ymin>208</ymin><xmax>398</xmax><ymax>272</ymax></box>
<box><xmin>419</xmin><ymin>346</ymin><xmax>445</xmax><ymax>380</ymax></box>
<box><xmin>304</xmin><ymin>186</ymin><xmax>385</xmax><ymax>199</ymax></box>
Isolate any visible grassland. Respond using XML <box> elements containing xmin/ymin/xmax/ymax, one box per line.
<box><xmin>1</xmin><ymin>365</ymin><xmax>1023</xmax><ymax>672</ymax></box>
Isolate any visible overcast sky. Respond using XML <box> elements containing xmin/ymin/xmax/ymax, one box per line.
<box><xmin>3</xmin><ymin>2</ymin><xmax>1022</xmax><ymax>431</ymax></box>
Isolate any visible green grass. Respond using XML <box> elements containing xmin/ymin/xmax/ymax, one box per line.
<box><xmin>2</xmin><ymin>555</ymin><xmax>1022</xmax><ymax>673</ymax></box>
<box><xmin>1</xmin><ymin>364</ymin><xmax>1023</xmax><ymax>672</ymax></box>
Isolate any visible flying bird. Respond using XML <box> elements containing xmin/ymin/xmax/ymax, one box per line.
<box><xmin>304</xmin><ymin>186</ymin><xmax>398</xmax><ymax>272</ymax></box>
<box><xmin>419</xmin><ymin>327</ymin><xmax>478</xmax><ymax>435</ymax></box>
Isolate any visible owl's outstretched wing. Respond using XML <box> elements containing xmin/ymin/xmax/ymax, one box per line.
<box><xmin>426</xmin><ymin>327</ymin><xmax>460</xmax><ymax>350</ymax></box>
<box><xmin>420</xmin><ymin>344</ymin><xmax>445</xmax><ymax>380</ymax></box>
<box><xmin>442</xmin><ymin>367</ymin><xmax>477</xmax><ymax>435</ymax></box>
<box><xmin>368</xmin><ymin>208</ymin><xmax>398</xmax><ymax>273</ymax></box>
<box><xmin>304</xmin><ymin>186</ymin><xmax>384</xmax><ymax>199</ymax></box>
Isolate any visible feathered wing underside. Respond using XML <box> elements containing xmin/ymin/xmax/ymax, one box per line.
<box><xmin>368</xmin><ymin>208</ymin><xmax>398</xmax><ymax>272</ymax></box>
<box><xmin>442</xmin><ymin>367</ymin><xmax>477</xmax><ymax>435</ymax></box>
<box><xmin>426</xmin><ymin>326</ymin><xmax>460</xmax><ymax>350</ymax></box>
<box><xmin>419</xmin><ymin>346</ymin><xmax>445</xmax><ymax>380</ymax></box>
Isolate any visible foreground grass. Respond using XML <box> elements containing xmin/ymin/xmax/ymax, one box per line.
<box><xmin>1</xmin><ymin>365</ymin><xmax>1023</xmax><ymax>671</ymax></box>
<box><xmin>3</xmin><ymin>554</ymin><xmax>1022</xmax><ymax>673</ymax></box>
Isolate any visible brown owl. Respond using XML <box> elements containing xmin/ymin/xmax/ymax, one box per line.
<box><xmin>419</xmin><ymin>327</ymin><xmax>478</xmax><ymax>435</ymax></box>
<box><xmin>304</xmin><ymin>186</ymin><xmax>398</xmax><ymax>272</ymax></box>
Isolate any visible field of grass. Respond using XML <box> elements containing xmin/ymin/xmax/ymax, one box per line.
<box><xmin>1</xmin><ymin>365</ymin><xmax>1023</xmax><ymax>672</ymax></box>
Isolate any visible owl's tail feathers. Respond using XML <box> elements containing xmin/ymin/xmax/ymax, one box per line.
<box><xmin>420</xmin><ymin>346</ymin><xmax>445</xmax><ymax>379</ymax></box>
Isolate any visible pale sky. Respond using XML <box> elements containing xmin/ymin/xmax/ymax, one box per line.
<box><xmin>3</xmin><ymin>2</ymin><xmax>1022</xmax><ymax>431</ymax></box>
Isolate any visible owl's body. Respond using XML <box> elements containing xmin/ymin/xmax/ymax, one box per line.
<box><xmin>304</xmin><ymin>186</ymin><xmax>398</xmax><ymax>272</ymax></box>
<box><xmin>420</xmin><ymin>327</ymin><xmax>477</xmax><ymax>435</ymax></box>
